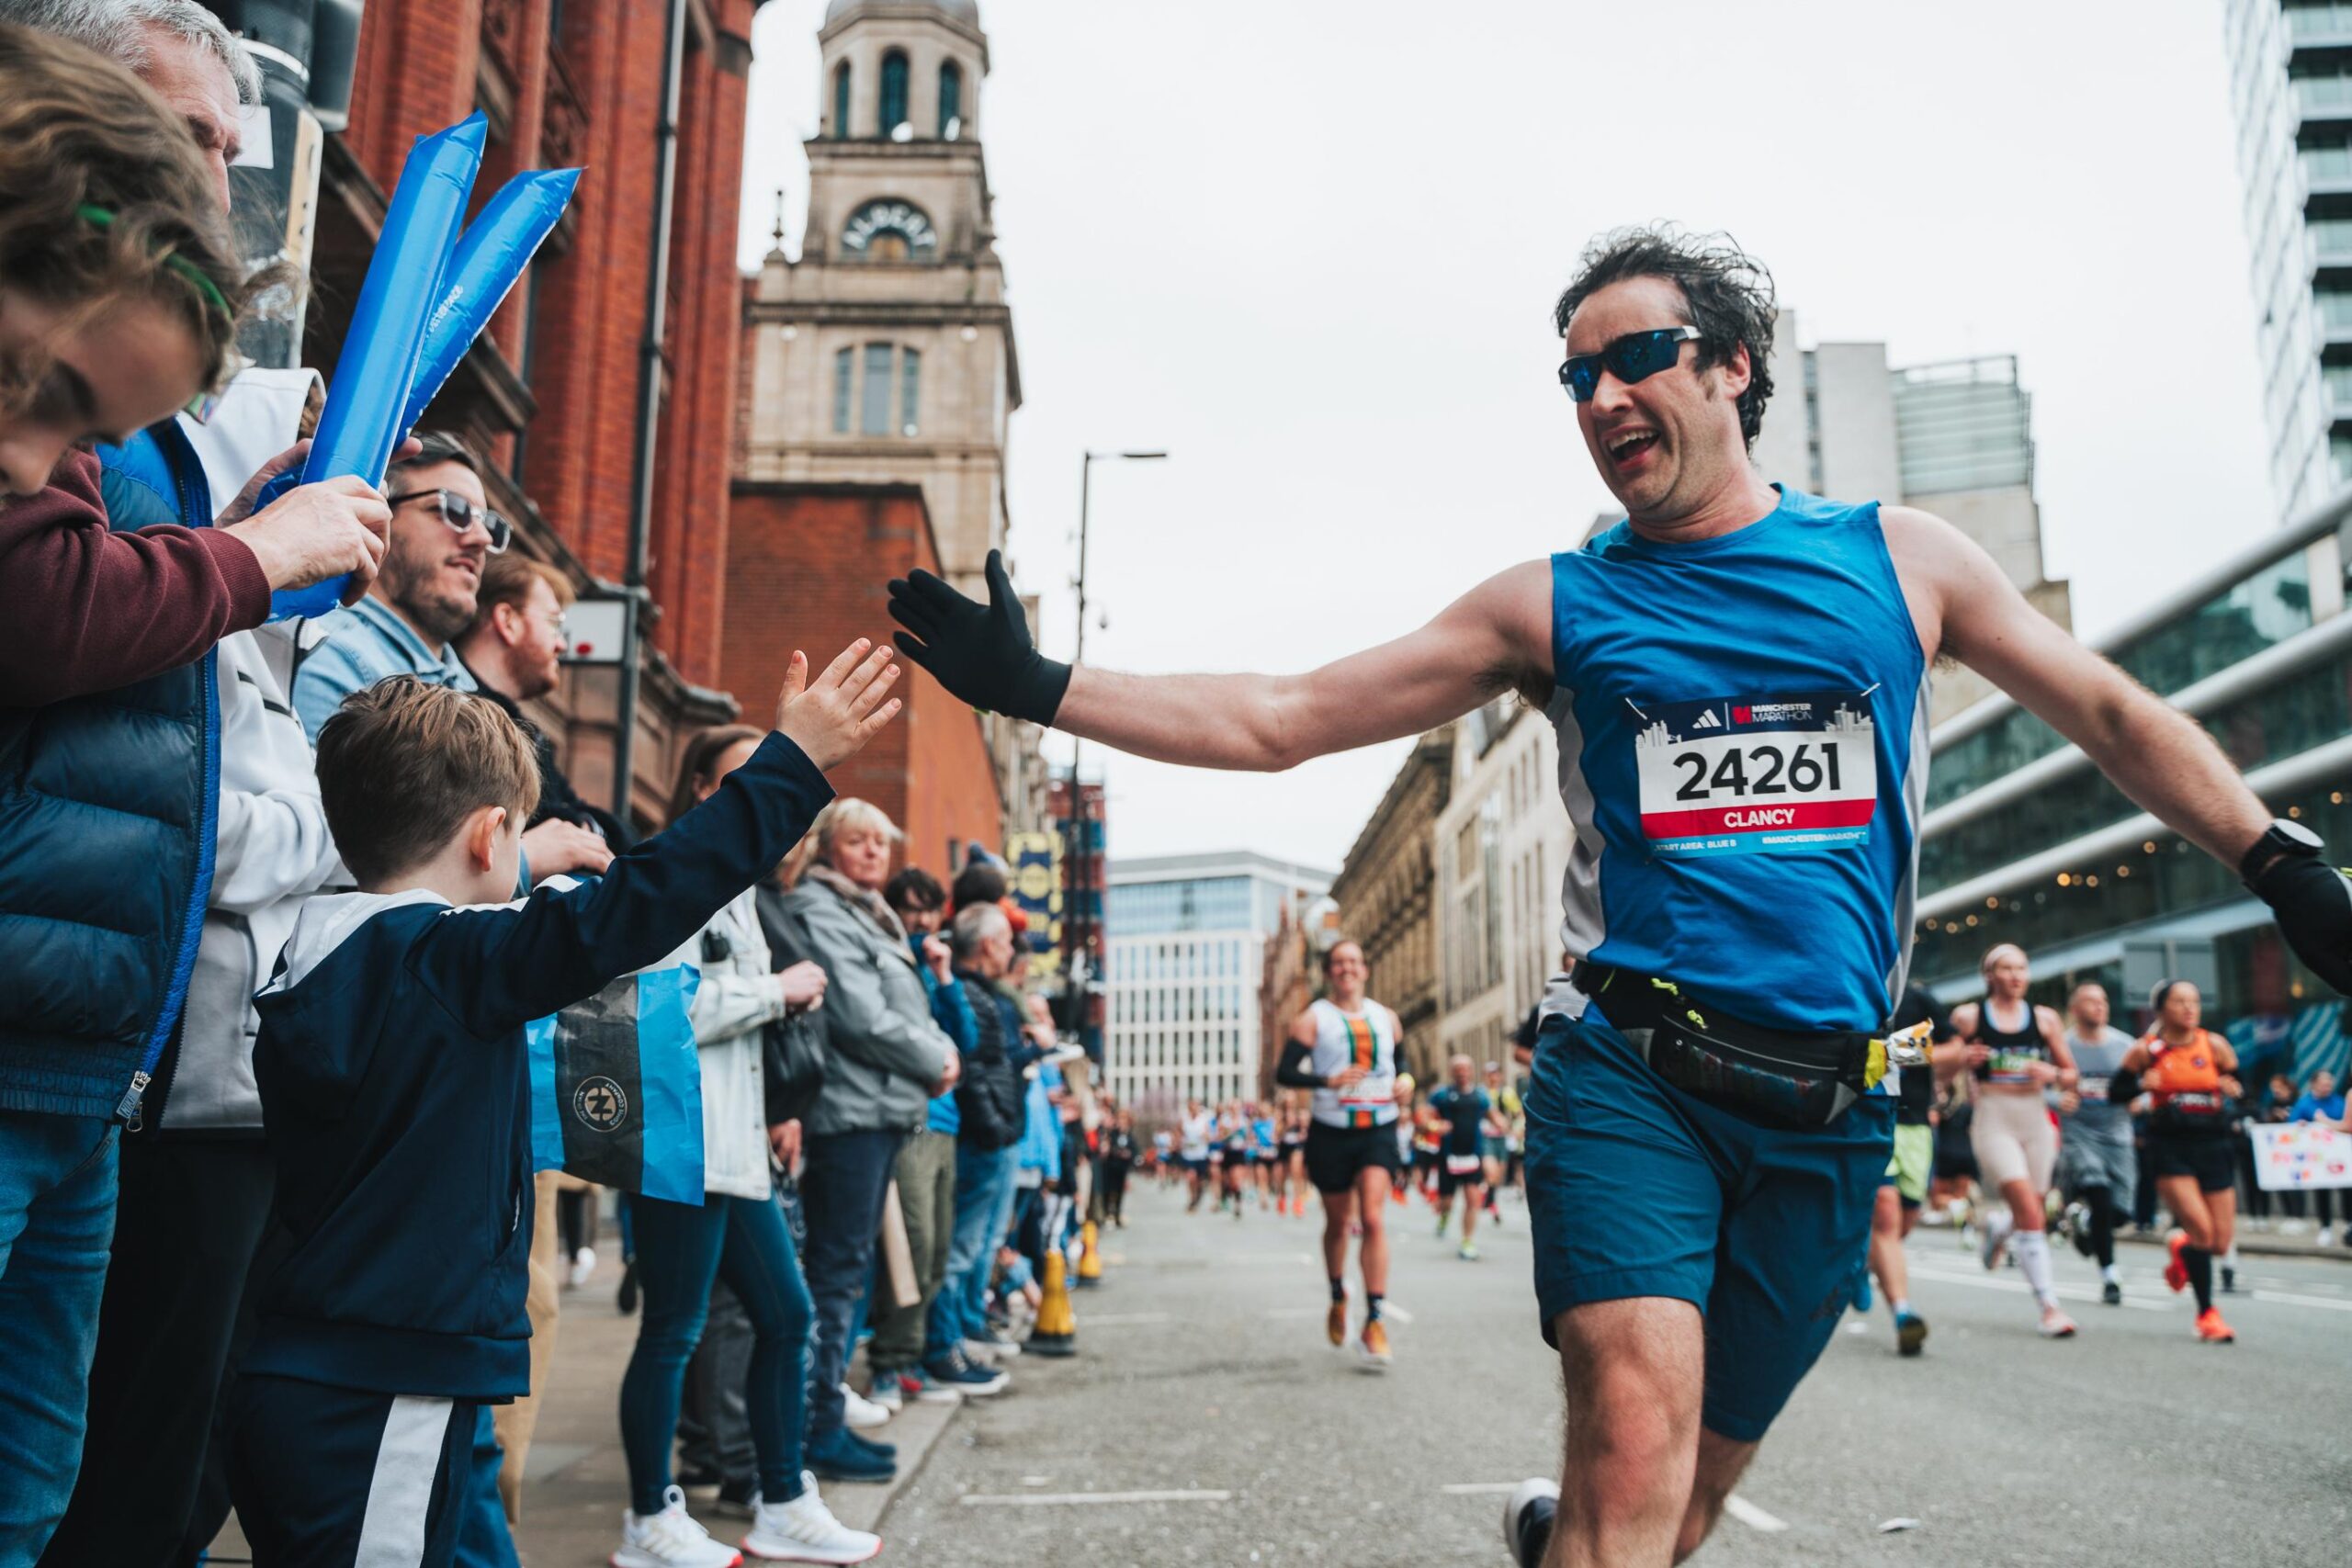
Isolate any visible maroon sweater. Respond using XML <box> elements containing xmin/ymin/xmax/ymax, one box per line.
<box><xmin>0</xmin><ymin>447</ymin><xmax>271</xmax><ymax>706</ymax></box>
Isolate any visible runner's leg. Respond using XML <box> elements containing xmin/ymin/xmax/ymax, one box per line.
<box><xmin>1355</xmin><ymin>1165</ymin><xmax>1392</xmax><ymax>1302</ymax></box>
<box><xmin>1867</xmin><ymin>1184</ymin><xmax>1908</xmax><ymax>1314</ymax></box>
<box><xmin>1321</xmin><ymin>1187</ymin><xmax>1356</xmax><ymax>1287</ymax></box>
<box><xmin>1673</xmin><ymin>1428</ymin><xmax>1759</xmax><ymax>1562</ymax></box>
<box><xmin>1544</xmin><ymin>1297</ymin><xmax>1703</xmax><ymax>1568</ymax></box>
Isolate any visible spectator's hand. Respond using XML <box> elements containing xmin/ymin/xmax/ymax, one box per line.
<box><xmin>768</xmin><ymin>1118</ymin><xmax>801</xmax><ymax>1169</ymax></box>
<box><xmin>922</xmin><ymin>933</ymin><xmax>953</xmax><ymax>984</ymax></box>
<box><xmin>522</xmin><ymin>818</ymin><xmax>613</xmax><ymax>882</ymax></box>
<box><xmin>222</xmin><ymin>471</ymin><xmax>391</xmax><ymax>604</ymax></box>
<box><xmin>931</xmin><ymin>1047</ymin><xmax>961</xmax><ymax>1098</ymax></box>
<box><xmin>773</xmin><ymin>641</ymin><xmax>902</xmax><ymax>772</ymax></box>
<box><xmin>778</xmin><ymin>960</ymin><xmax>827</xmax><ymax>1012</ymax></box>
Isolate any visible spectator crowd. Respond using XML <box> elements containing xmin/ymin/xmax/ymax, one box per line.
<box><xmin>0</xmin><ymin>6</ymin><xmax>1117</xmax><ymax>1567</ymax></box>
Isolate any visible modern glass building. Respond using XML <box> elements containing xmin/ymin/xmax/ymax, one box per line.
<box><xmin>1103</xmin><ymin>851</ymin><xmax>1332</xmax><ymax>1116</ymax></box>
<box><xmin>1912</xmin><ymin>491</ymin><xmax>2352</xmax><ymax>1087</ymax></box>
<box><xmin>2222</xmin><ymin>0</ymin><xmax>2352</xmax><ymax>519</ymax></box>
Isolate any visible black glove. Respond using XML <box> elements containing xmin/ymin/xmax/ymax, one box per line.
<box><xmin>887</xmin><ymin>548</ymin><xmax>1071</xmax><ymax>726</ymax></box>
<box><xmin>2248</xmin><ymin>849</ymin><xmax>2352</xmax><ymax>997</ymax></box>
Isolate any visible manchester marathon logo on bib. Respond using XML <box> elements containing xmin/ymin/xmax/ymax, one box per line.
<box><xmin>1633</xmin><ymin>691</ymin><xmax>1877</xmax><ymax>857</ymax></box>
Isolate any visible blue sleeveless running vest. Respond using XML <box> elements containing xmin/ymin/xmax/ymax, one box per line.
<box><xmin>1544</xmin><ymin>487</ymin><xmax>1929</xmax><ymax>1034</ymax></box>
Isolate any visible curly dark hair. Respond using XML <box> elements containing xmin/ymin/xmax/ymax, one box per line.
<box><xmin>1552</xmin><ymin>225</ymin><xmax>1777</xmax><ymax>450</ymax></box>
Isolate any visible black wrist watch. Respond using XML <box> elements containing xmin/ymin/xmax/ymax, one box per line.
<box><xmin>2240</xmin><ymin>818</ymin><xmax>2324</xmax><ymax>884</ymax></box>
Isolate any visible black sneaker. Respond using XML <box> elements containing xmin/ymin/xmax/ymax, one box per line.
<box><xmin>2101</xmin><ymin>1279</ymin><xmax>2123</xmax><ymax>1306</ymax></box>
<box><xmin>1502</xmin><ymin>1479</ymin><xmax>1557</xmax><ymax>1566</ymax></box>
<box><xmin>616</xmin><ymin>1258</ymin><xmax>639</xmax><ymax>1316</ymax></box>
<box><xmin>713</xmin><ymin>1475</ymin><xmax>759</xmax><ymax>1518</ymax></box>
<box><xmin>845</xmin><ymin>1427</ymin><xmax>897</xmax><ymax>1461</ymax></box>
<box><xmin>2220</xmin><ymin>1266</ymin><xmax>2238</xmax><ymax>1294</ymax></box>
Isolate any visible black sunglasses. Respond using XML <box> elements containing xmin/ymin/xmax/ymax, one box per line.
<box><xmin>388</xmin><ymin>487</ymin><xmax>512</xmax><ymax>553</ymax></box>
<box><xmin>1558</xmin><ymin>325</ymin><xmax>1703</xmax><ymax>402</ymax></box>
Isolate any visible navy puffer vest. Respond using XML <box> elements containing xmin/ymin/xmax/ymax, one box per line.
<box><xmin>0</xmin><ymin>424</ymin><xmax>216</xmax><ymax>1120</ymax></box>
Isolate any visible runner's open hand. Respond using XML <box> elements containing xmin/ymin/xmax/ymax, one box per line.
<box><xmin>774</xmin><ymin>640</ymin><xmax>901</xmax><ymax>771</ymax></box>
<box><xmin>887</xmin><ymin>548</ymin><xmax>1071</xmax><ymax>725</ymax></box>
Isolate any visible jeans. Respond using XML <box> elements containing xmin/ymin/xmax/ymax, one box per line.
<box><xmin>40</xmin><ymin>1137</ymin><xmax>273</xmax><ymax>1568</ymax></box>
<box><xmin>799</xmin><ymin>1130</ymin><xmax>902</xmax><ymax>1439</ymax></box>
<box><xmin>928</xmin><ymin>1143</ymin><xmax>1015</xmax><ymax>1359</ymax></box>
<box><xmin>676</xmin><ymin>1277</ymin><xmax>753</xmax><ymax>1486</ymax></box>
<box><xmin>0</xmin><ymin>1111</ymin><xmax>119</xmax><ymax>1566</ymax></box>
<box><xmin>617</xmin><ymin>1190</ymin><xmax>815</xmax><ymax>1516</ymax></box>
<box><xmin>869</xmin><ymin>1130</ymin><xmax>956</xmax><ymax>1371</ymax></box>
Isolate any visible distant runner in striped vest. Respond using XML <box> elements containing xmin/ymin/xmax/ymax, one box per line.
<box><xmin>1274</xmin><ymin>942</ymin><xmax>1405</xmax><ymax>1370</ymax></box>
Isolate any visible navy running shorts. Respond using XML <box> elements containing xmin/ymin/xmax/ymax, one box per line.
<box><xmin>1523</xmin><ymin>1007</ymin><xmax>1893</xmax><ymax>1443</ymax></box>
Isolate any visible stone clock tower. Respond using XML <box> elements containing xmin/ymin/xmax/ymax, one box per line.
<box><xmin>740</xmin><ymin>0</ymin><xmax>1018</xmax><ymax>595</ymax></box>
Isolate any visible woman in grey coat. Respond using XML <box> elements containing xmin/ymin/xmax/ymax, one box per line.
<box><xmin>767</xmin><ymin>799</ymin><xmax>956</xmax><ymax>1482</ymax></box>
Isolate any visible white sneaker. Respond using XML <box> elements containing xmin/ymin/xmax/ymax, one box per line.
<box><xmin>1978</xmin><ymin>1211</ymin><xmax>2014</xmax><ymax>1271</ymax></box>
<box><xmin>864</xmin><ymin>1374</ymin><xmax>903</xmax><ymax>1413</ymax></box>
<box><xmin>570</xmin><ymin>1245</ymin><xmax>597</xmax><ymax>1288</ymax></box>
<box><xmin>615</xmin><ymin>1486</ymin><xmax>743</xmax><ymax>1568</ymax></box>
<box><xmin>742</xmin><ymin>1474</ymin><xmax>880</xmax><ymax>1563</ymax></box>
<box><xmin>838</xmin><ymin>1383</ymin><xmax>890</xmax><ymax>1431</ymax></box>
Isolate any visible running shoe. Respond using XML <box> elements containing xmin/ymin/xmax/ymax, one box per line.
<box><xmin>741</xmin><ymin>1475</ymin><xmax>881</xmax><ymax>1564</ymax></box>
<box><xmin>570</xmin><ymin>1245</ymin><xmax>597</xmax><ymax>1288</ymax></box>
<box><xmin>804</xmin><ymin>1430</ymin><xmax>894</xmax><ymax>1485</ymax></box>
<box><xmin>2037</xmin><ymin>1311</ymin><xmax>2078</xmax><ymax>1339</ymax></box>
<box><xmin>1326</xmin><ymin>1299</ymin><xmax>1348</xmax><ymax>1348</ymax></box>
<box><xmin>1458</xmin><ymin>1242</ymin><xmax>1480</xmax><ymax>1261</ymax></box>
<box><xmin>1501</xmin><ymin>1478</ymin><xmax>1558</xmax><ymax>1568</ymax></box>
<box><xmin>2220</xmin><ymin>1264</ymin><xmax>2238</xmax><ymax>1294</ymax></box>
<box><xmin>2195</xmin><ymin>1307</ymin><xmax>2236</xmax><ymax>1343</ymax></box>
<box><xmin>863</xmin><ymin>1371</ymin><xmax>903</xmax><ymax>1414</ymax></box>
<box><xmin>1436</xmin><ymin>1210</ymin><xmax>1450</xmax><ymax>1238</ymax></box>
<box><xmin>2162</xmin><ymin>1229</ymin><xmax>2189</xmax><ymax>1294</ymax></box>
<box><xmin>922</xmin><ymin>1348</ymin><xmax>1009</xmax><ymax>1397</ymax></box>
<box><xmin>615</xmin><ymin>1485</ymin><xmax>744</xmax><ymax>1568</ymax></box>
<box><xmin>1356</xmin><ymin>1319</ymin><xmax>1393</xmax><ymax>1371</ymax></box>
<box><xmin>1895</xmin><ymin>1311</ymin><xmax>1927</xmax><ymax>1357</ymax></box>
<box><xmin>2101</xmin><ymin>1279</ymin><xmax>2122</xmax><ymax>1307</ymax></box>
<box><xmin>1978</xmin><ymin>1211</ymin><xmax>2013</xmax><ymax>1271</ymax></box>
<box><xmin>2064</xmin><ymin>1202</ymin><xmax>2095</xmax><ymax>1259</ymax></box>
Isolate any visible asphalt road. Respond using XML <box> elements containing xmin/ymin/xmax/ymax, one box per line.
<box><xmin>878</xmin><ymin>1179</ymin><xmax>2351</xmax><ymax>1567</ymax></box>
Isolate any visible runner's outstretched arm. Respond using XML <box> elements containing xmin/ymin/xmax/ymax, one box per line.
<box><xmin>1884</xmin><ymin>504</ymin><xmax>2352</xmax><ymax>992</ymax></box>
<box><xmin>887</xmin><ymin>549</ymin><xmax>1551</xmax><ymax>772</ymax></box>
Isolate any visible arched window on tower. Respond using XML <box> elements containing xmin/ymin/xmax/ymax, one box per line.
<box><xmin>831</xmin><ymin>62</ymin><xmax>850</xmax><ymax>139</ymax></box>
<box><xmin>879</xmin><ymin>50</ymin><xmax>910</xmax><ymax>138</ymax></box>
<box><xmin>938</xmin><ymin>60</ymin><xmax>963</xmax><ymax>139</ymax></box>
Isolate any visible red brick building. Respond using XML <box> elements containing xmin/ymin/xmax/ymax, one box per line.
<box><xmin>308</xmin><ymin>0</ymin><xmax>763</xmax><ymax>829</ymax></box>
<box><xmin>722</xmin><ymin>483</ymin><xmax>1003</xmax><ymax>876</ymax></box>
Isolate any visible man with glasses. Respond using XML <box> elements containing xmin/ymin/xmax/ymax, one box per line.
<box><xmin>883</xmin><ymin>222</ymin><xmax>2352</xmax><ymax>1567</ymax></box>
<box><xmin>292</xmin><ymin>430</ymin><xmax>506</xmax><ymax>739</ymax></box>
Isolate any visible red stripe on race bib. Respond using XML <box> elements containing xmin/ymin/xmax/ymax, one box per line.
<box><xmin>1640</xmin><ymin>798</ymin><xmax>1876</xmax><ymax>838</ymax></box>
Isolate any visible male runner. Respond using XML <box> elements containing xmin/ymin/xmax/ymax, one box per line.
<box><xmin>1486</xmin><ymin>1061</ymin><xmax>1525</xmax><ymax>1203</ymax></box>
<box><xmin>884</xmin><ymin>224</ymin><xmax>2352</xmax><ymax>1566</ymax></box>
<box><xmin>1864</xmin><ymin>983</ymin><xmax>1961</xmax><ymax>1355</ymax></box>
<box><xmin>1272</xmin><ymin>941</ymin><xmax>1403</xmax><ymax>1370</ymax></box>
<box><xmin>1178</xmin><ymin>1099</ymin><xmax>1214</xmax><ymax>1213</ymax></box>
<box><xmin>1430</xmin><ymin>1055</ymin><xmax>1493</xmax><ymax>1259</ymax></box>
<box><xmin>2057</xmin><ymin>983</ymin><xmax>2138</xmax><ymax>1306</ymax></box>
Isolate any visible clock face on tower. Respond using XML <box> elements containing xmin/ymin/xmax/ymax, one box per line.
<box><xmin>841</xmin><ymin>199</ymin><xmax>938</xmax><ymax>263</ymax></box>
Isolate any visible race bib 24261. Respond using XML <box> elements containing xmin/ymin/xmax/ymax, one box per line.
<box><xmin>1633</xmin><ymin>692</ymin><xmax>1878</xmax><ymax>858</ymax></box>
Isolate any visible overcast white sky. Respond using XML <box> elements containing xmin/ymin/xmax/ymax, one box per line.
<box><xmin>737</xmin><ymin>0</ymin><xmax>2275</xmax><ymax>873</ymax></box>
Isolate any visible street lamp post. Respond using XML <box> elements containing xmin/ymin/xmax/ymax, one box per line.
<box><xmin>1067</xmin><ymin>448</ymin><xmax>1166</xmax><ymax>1057</ymax></box>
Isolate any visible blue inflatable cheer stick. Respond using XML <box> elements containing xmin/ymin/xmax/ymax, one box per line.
<box><xmin>270</xmin><ymin>112</ymin><xmax>488</xmax><ymax>620</ymax></box>
<box><xmin>401</xmin><ymin>167</ymin><xmax>581</xmax><ymax>441</ymax></box>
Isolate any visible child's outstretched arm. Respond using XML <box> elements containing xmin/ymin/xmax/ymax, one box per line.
<box><xmin>419</xmin><ymin>641</ymin><xmax>902</xmax><ymax>1033</ymax></box>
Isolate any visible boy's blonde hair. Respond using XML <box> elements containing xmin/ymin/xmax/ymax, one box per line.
<box><xmin>315</xmin><ymin>678</ymin><xmax>540</xmax><ymax>885</ymax></box>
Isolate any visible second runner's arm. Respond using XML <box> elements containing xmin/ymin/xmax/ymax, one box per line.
<box><xmin>1886</xmin><ymin>507</ymin><xmax>2352</xmax><ymax>994</ymax></box>
<box><xmin>887</xmin><ymin>549</ymin><xmax>1551</xmax><ymax>771</ymax></box>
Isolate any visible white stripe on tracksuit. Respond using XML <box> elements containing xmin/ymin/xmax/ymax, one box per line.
<box><xmin>356</xmin><ymin>1396</ymin><xmax>454</xmax><ymax>1567</ymax></box>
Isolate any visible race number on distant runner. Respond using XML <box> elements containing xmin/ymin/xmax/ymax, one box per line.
<box><xmin>1634</xmin><ymin>691</ymin><xmax>1878</xmax><ymax>858</ymax></box>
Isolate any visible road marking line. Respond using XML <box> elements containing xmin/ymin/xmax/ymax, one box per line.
<box><xmin>1441</xmin><ymin>1483</ymin><xmax>1520</xmax><ymax>1495</ymax></box>
<box><xmin>959</xmin><ymin>1489</ymin><xmax>1232</xmax><ymax>1507</ymax></box>
<box><xmin>1078</xmin><ymin>1312</ymin><xmax>1172</xmax><ymax>1326</ymax></box>
<box><xmin>1724</xmin><ymin>1495</ymin><xmax>1789</xmax><ymax>1533</ymax></box>
<box><xmin>2249</xmin><ymin>1288</ymin><xmax>2352</xmax><ymax>1312</ymax></box>
<box><xmin>1380</xmin><ymin>1303</ymin><xmax>1415</xmax><ymax>1324</ymax></box>
<box><xmin>1905</xmin><ymin>1264</ymin><xmax>2168</xmax><ymax>1313</ymax></box>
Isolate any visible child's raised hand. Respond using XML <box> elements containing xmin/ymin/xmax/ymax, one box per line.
<box><xmin>775</xmin><ymin>640</ymin><xmax>902</xmax><ymax>771</ymax></box>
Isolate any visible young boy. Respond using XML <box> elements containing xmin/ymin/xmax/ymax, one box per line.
<box><xmin>228</xmin><ymin>642</ymin><xmax>901</xmax><ymax>1568</ymax></box>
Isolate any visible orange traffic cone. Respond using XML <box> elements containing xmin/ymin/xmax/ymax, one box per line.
<box><xmin>1076</xmin><ymin>1220</ymin><xmax>1103</xmax><ymax>1288</ymax></box>
<box><xmin>1029</xmin><ymin>1249</ymin><xmax>1078</xmax><ymax>1357</ymax></box>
